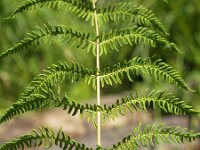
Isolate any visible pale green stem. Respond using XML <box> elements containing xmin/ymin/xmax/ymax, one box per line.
<box><xmin>92</xmin><ymin>0</ymin><xmax>101</xmax><ymax>146</ymax></box>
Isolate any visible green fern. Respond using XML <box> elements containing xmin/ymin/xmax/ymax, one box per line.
<box><xmin>1</xmin><ymin>89</ymin><xmax>198</xmax><ymax>127</ymax></box>
<box><xmin>0</xmin><ymin>92</ymin><xmax>99</xmax><ymax>125</ymax></box>
<box><xmin>98</xmin><ymin>90</ymin><xmax>199</xmax><ymax>124</ymax></box>
<box><xmin>1</xmin><ymin>1</ymin><xmax>180</xmax><ymax>58</ymax></box>
<box><xmin>98</xmin><ymin>27</ymin><xmax>180</xmax><ymax>54</ymax></box>
<box><xmin>97</xmin><ymin>3</ymin><xmax>168</xmax><ymax>35</ymax></box>
<box><xmin>15</xmin><ymin>56</ymin><xmax>194</xmax><ymax>102</ymax></box>
<box><xmin>99</xmin><ymin>57</ymin><xmax>193</xmax><ymax>91</ymax></box>
<box><xmin>110</xmin><ymin>124</ymin><xmax>200</xmax><ymax>149</ymax></box>
<box><xmin>0</xmin><ymin>62</ymin><xmax>95</xmax><ymax>123</ymax></box>
<box><xmin>8</xmin><ymin>0</ymin><xmax>93</xmax><ymax>21</ymax></box>
<box><xmin>20</xmin><ymin>61</ymin><xmax>95</xmax><ymax>97</ymax></box>
<box><xmin>0</xmin><ymin>127</ymin><xmax>92</xmax><ymax>150</ymax></box>
<box><xmin>0</xmin><ymin>24</ymin><xmax>179</xmax><ymax>58</ymax></box>
<box><xmin>0</xmin><ymin>24</ymin><xmax>93</xmax><ymax>59</ymax></box>
<box><xmin>0</xmin><ymin>0</ymin><xmax>199</xmax><ymax>150</ymax></box>
<box><xmin>0</xmin><ymin>125</ymin><xmax>199</xmax><ymax>150</ymax></box>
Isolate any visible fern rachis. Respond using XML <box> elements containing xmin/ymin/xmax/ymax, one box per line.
<box><xmin>0</xmin><ymin>0</ymin><xmax>199</xmax><ymax>150</ymax></box>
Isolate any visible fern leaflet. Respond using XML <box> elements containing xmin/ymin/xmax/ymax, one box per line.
<box><xmin>0</xmin><ymin>92</ymin><xmax>100</xmax><ymax>127</ymax></box>
<box><xmin>20</xmin><ymin>61</ymin><xmax>95</xmax><ymax>98</ymax></box>
<box><xmin>99</xmin><ymin>57</ymin><xmax>193</xmax><ymax>92</ymax></box>
<box><xmin>0</xmin><ymin>93</ymin><xmax>56</xmax><ymax>124</ymax></box>
<box><xmin>8</xmin><ymin>0</ymin><xmax>93</xmax><ymax>21</ymax></box>
<box><xmin>98</xmin><ymin>27</ymin><xmax>180</xmax><ymax>54</ymax></box>
<box><xmin>110</xmin><ymin>124</ymin><xmax>200</xmax><ymax>149</ymax></box>
<box><xmin>98</xmin><ymin>90</ymin><xmax>199</xmax><ymax>124</ymax></box>
<box><xmin>0</xmin><ymin>24</ymin><xmax>93</xmax><ymax>59</ymax></box>
<box><xmin>97</xmin><ymin>3</ymin><xmax>168</xmax><ymax>35</ymax></box>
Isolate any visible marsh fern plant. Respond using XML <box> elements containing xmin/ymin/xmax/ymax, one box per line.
<box><xmin>0</xmin><ymin>0</ymin><xmax>200</xmax><ymax>149</ymax></box>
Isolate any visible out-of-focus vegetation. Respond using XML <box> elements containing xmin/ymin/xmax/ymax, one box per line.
<box><xmin>0</xmin><ymin>0</ymin><xmax>199</xmax><ymax>113</ymax></box>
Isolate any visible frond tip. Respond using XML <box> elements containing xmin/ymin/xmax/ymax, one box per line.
<box><xmin>111</xmin><ymin>124</ymin><xmax>200</xmax><ymax>149</ymax></box>
<box><xmin>0</xmin><ymin>127</ymin><xmax>92</xmax><ymax>150</ymax></box>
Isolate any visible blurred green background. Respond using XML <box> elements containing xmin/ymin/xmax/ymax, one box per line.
<box><xmin>0</xmin><ymin>0</ymin><xmax>200</xmax><ymax>116</ymax></box>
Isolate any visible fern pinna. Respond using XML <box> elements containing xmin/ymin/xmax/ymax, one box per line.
<box><xmin>0</xmin><ymin>0</ymin><xmax>199</xmax><ymax>150</ymax></box>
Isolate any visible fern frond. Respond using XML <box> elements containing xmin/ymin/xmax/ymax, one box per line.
<box><xmin>0</xmin><ymin>24</ymin><xmax>93</xmax><ymax>59</ymax></box>
<box><xmin>99</xmin><ymin>90</ymin><xmax>199</xmax><ymax>123</ymax></box>
<box><xmin>20</xmin><ymin>61</ymin><xmax>95</xmax><ymax>98</ymax></box>
<box><xmin>0</xmin><ymin>93</ymin><xmax>55</xmax><ymax>124</ymax></box>
<box><xmin>99</xmin><ymin>57</ymin><xmax>193</xmax><ymax>92</ymax></box>
<box><xmin>110</xmin><ymin>124</ymin><xmax>200</xmax><ymax>149</ymax></box>
<box><xmin>0</xmin><ymin>62</ymin><xmax>95</xmax><ymax>124</ymax></box>
<box><xmin>97</xmin><ymin>3</ymin><xmax>168</xmax><ymax>35</ymax></box>
<box><xmin>0</xmin><ymin>91</ymin><xmax>100</xmax><ymax>127</ymax></box>
<box><xmin>8</xmin><ymin>0</ymin><xmax>93</xmax><ymax>21</ymax></box>
<box><xmin>99</xmin><ymin>27</ymin><xmax>180</xmax><ymax>54</ymax></box>
<box><xmin>0</xmin><ymin>127</ymin><xmax>92</xmax><ymax>150</ymax></box>
<box><xmin>1</xmin><ymin>60</ymin><xmax>194</xmax><ymax>125</ymax></box>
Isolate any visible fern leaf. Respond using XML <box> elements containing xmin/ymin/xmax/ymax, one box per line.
<box><xmin>110</xmin><ymin>124</ymin><xmax>200</xmax><ymax>149</ymax></box>
<box><xmin>0</xmin><ymin>91</ymin><xmax>100</xmax><ymax>127</ymax></box>
<box><xmin>1</xmin><ymin>60</ymin><xmax>194</xmax><ymax>125</ymax></box>
<box><xmin>0</xmin><ymin>62</ymin><xmax>95</xmax><ymax>124</ymax></box>
<box><xmin>0</xmin><ymin>127</ymin><xmax>92</xmax><ymax>150</ymax></box>
<box><xmin>0</xmin><ymin>93</ymin><xmax>55</xmax><ymax>124</ymax></box>
<box><xmin>60</xmin><ymin>95</ymin><xmax>102</xmax><ymax>127</ymax></box>
<box><xmin>8</xmin><ymin>0</ymin><xmax>93</xmax><ymax>21</ymax></box>
<box><xmin>100</xmin><ymin>57</ymin><xmax>193</xmax><ymax>92</ymax></box>
<box><xmin>97</xmin><ymin>3</ymin><xmax>168</xmax><ymax>35</ymax></box>
<box><xmin>99</xmin><ymin>27</ymin><xmax>180</xmax><ymax>54</ymax></box>
<box><xmin>20</xmin><ymin>61</ymin><xmax>95</xmax><ymax>98</ymax></box>
<box><xmin>0</xmin><ymin>24</ymin><xmax>93</xmax><ymax>59</ymax></box>
<box><xmin>100</xmin><ymin>90</ymin><xmax>199</xmax><ymax>123</ymax></box>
